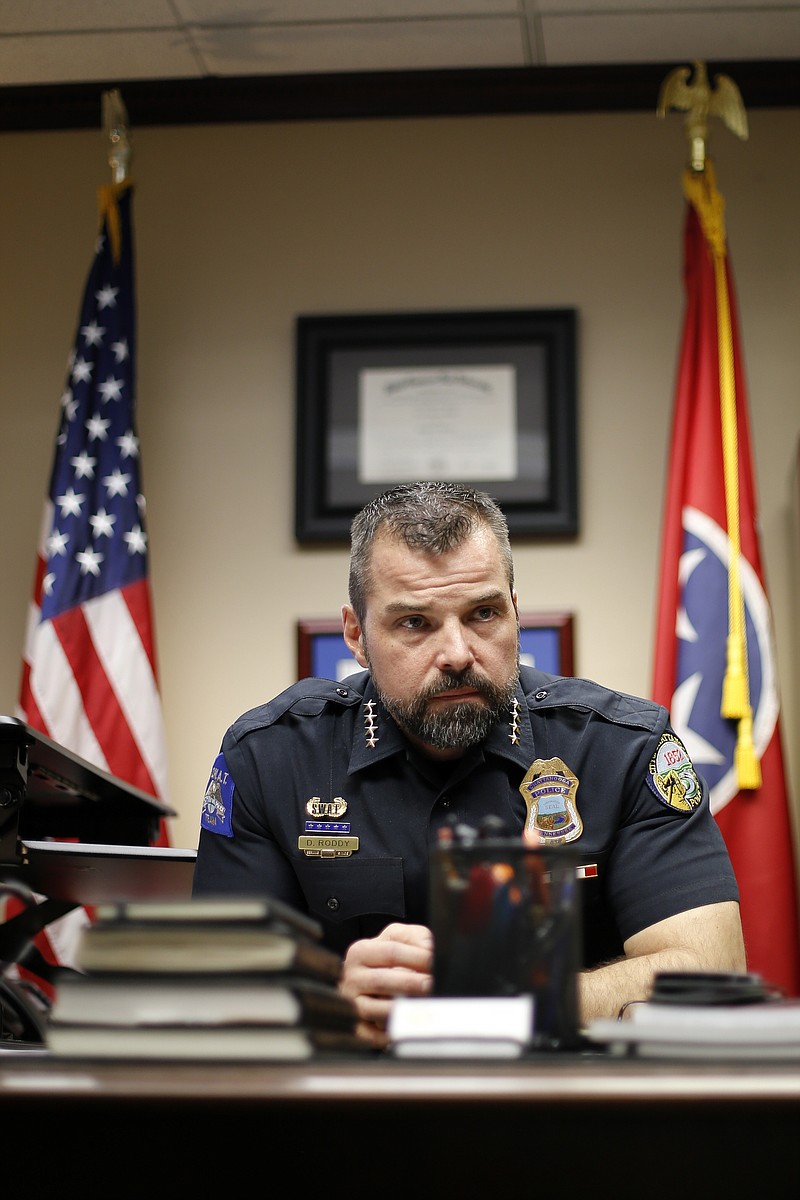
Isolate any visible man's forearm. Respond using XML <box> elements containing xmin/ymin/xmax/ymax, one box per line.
<box><xmin>577</xmin><ymin>901</ymin><xmax>747</xmax><ymax>1024</ymax></box>
<box><xmin>578</xmin><ymin>947</ymin><xmax>704</xmax><ymax>1024</ymax></box>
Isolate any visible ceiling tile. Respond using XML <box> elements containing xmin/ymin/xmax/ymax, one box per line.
<box><xmin>175</xmin><ymin>0</ymin><xmax>520</xmax><ymax>18</ymax></box>
<box><xmin>541</xmin><ymin>12</ymin><xmax>800</xmax><ymax>66</ymax></box>
<box><xmin>193</xmin><ymin>18</ymin><xmax>527</xmax><ymax>76</ymax></box>
<box><xmin>0</xmin><ymin>31</ymin><xmax>202</xmax><ymax>86</ymax></box>
<box><xmin>0</xmin><ymin>0</ymin><xmax>178</xmax><ymax>35</ymax></box>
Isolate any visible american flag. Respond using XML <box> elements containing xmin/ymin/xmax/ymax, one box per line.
<box><xmin>18</xmin><ymin>180</ymin><xmax>169</xmax><ymax>827</ymax></box>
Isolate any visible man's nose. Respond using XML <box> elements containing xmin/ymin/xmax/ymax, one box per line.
<box><xmin>435</xmin><ymin>623</ymin><xmax>475</xmax><ymax>673</ymax></box>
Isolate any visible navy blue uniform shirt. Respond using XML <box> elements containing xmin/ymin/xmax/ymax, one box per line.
<box><xmin>193</xmin><ymin>665</ymin><xmax>739</xmax><ymax>966</ymax></box>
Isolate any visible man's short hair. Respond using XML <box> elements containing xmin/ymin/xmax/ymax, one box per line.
<box><xmin>348</xmin><ymin>481</ymin><xmax>514</xmax><ymax>623</ymax></box>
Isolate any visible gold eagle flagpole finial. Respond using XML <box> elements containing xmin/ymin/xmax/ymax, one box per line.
<box><xmin>102</xmin><ymin>88</ymin><xmax>131</xmax><ymax>185</ymax></box>
<box><xmin>657</xmin><ymin>59</ymin><xmax>748</xmax><ymax>172</ymax></box>
<box><xmin>99</xmin><ymin>89</ymin><xmax>132</xmax><ymax>265</ymax></box>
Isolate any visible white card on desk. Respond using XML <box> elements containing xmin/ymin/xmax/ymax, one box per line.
<box><xmin>388</xmin><ymin>994</ymin><xmax>534</xmax><ymax>1058</ymax></box>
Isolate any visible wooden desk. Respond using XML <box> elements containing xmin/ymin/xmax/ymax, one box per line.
<box><xmin>2</xmin><ymin>1051</ymin><xmax>799</xmax><ymax>1194</ymax></box>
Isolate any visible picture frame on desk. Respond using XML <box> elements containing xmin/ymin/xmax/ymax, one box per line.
<box><xmin>297</xmin><ymin>612</ymin><xmax>574</xmax><ymax>682</ymax></box>
<box><xmin>294</xmin><ymin>308</ymin><xmax>578</xmax><ymax>543</ymax></box>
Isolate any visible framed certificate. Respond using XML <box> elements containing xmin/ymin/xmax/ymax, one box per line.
<box><xmin>294</xmin><ymin>309</ymin><xmax>578</xmax><ymax>542</ymax></box>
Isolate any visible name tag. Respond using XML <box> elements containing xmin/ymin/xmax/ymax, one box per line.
<box><xmin>298</xmin><ymin>835</ymin><xmax>359</xmax><ymax>858</ymax></box>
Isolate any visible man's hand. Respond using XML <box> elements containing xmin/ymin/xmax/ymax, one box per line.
<box><xmin>339</xmin><ymin>923</ymin><xmax>434</xmax><ymax>1048</ymax></box>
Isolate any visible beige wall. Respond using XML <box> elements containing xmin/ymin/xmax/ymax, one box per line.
<box><xmin>1</xmin><ymin>108</ymin><xmax>798</xmax><ymax>859</ymax></box>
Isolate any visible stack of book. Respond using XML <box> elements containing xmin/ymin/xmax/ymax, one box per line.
<box><xmin>586</xmin><ymin>997</ymin><xmax>800</xmax><ymax>1060</ymax></box>
<box><xmin>45</xmin><ymin>896</ymin><xmax>369</xmax><ymax>1061</ymax></box>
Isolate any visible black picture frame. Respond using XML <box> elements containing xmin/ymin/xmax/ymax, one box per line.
<box><xmin>294</xmin><ymin>308</ymin><xmax>578</xmax><ymax>543</ymax></box>
<box><xmin>297</xmin><ymin>612</ymin><xmax>575</xmax><ymax>682</ymax></box>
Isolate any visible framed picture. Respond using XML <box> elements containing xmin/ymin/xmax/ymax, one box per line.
<box><xmin>294</xmin><ymin>308</ymin><xmax>578</xmax><ymax>543</ymax></box>
<box><xmin>297</xmin><ymin>612</ymin><xmax>574</xmax><ymax>682</ymax></box>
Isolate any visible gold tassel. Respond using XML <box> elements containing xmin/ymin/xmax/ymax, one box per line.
<box><xmin>685</xmin><ymin>164</ymin><xmax>760</xmax><ymax>790</ymax></box>
<box><xmin>721</xmin><ymin>634</ymin><xmax>748</xmax><ymax>718</ymax></box>
<box><xmin>734</xmin><ymin>712</ymin><xmax>762</xmax><ymax>789</ymax></box>
<box><xmin>97</xmin><ymin>180</ymin><xmax>131</xmax><ymax>266</ymax></box>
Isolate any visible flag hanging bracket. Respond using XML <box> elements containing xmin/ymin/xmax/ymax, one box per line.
<box><xmin>102</xmin><ymin>88</ymin><xmax>131</xmax><ymax>184</ymax></box>
<box><xmin>656</xmin><ymin>60</ymin><xmax>748</xmax><ymax>172</ymax></box>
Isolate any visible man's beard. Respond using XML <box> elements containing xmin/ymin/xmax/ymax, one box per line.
<box><xmin>369</xmin><ymin>659</ymin><xmax>519</xmax><ymax>751</ymax></box>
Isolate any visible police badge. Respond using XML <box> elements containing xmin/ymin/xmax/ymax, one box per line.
<box><xmin>518</xmin><ymin>757</ymin><xmax>583</xmax><ymax>845</ymax></box>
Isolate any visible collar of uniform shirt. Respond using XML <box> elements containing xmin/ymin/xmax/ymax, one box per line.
<box><xmin>347</xmin><ymin>677</ymin><xmax>535</xmax><ymax>773</ymax></box>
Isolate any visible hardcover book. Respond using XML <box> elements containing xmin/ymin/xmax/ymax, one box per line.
<box><xmin>586</xmin><ymin>999</ymin><xmax>800</xmax><ymax>1060</ymax></box>
<box><xmin>73</xmin><ymin>896</ymin><xmax>342</xmax><ymax>983</ymax></box>
<box><xmin>91</xmin><ymin>895</ymin><xmax>324</xmax><ymax>940</ymax></box>
<box><xmin>46</xmin><ymin>1022</ymin><xmax>372</xmax><ymax>1062</ymax></box>
<box><xmin>49</xmin><ymin>972</ymin><xmax>357</xmax><ymax>1030</ymax></box>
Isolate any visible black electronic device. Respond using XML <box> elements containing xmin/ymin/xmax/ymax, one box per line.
<box><xmin>0</xmin><ymin>714</ymin><xmax>174</xmax><ymax>861</ymax></box>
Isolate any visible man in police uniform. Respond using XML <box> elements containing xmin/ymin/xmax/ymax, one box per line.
<box><xmin>193</xmin><ymin>481</ymin><xmax>746</xmax><ymax>1046</ymax></box>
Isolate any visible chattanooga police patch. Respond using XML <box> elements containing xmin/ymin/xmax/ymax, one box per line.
<box><xmin>200</xmin><ymin>752</ymin><xmax>235</xmax><ymax>838</ymax></box>
<box><xmin>646</xmin><ymin>733</ymin><xmax>702</xmax><ymax>813</ymax></box>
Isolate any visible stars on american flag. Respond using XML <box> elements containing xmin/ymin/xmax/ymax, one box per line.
<box><xmin>20</xmin><ymin>182</ymin><xmax>172</xmax><ymax>854</ymax></box>
<box><xmin>96</xmin><ymin>284</ymin><xmax>119</xmax><ymax>309</ymax></box>
<box><xmin>81</xmin><ymin>320</ymin><xmax>104</xmax><ymax>346</ymax></box>
<box><xmin>86</xmin><ymin>413</ymin><xmax>110</xmax><ymax>441</ymax></box>
<box><xmin>41</xmin><ymin>208</ymin><xmax>149</xmax><ymax>620</ymax></box>
<box><xmin>97</xmin><ymin>375</ymin><xmax>124</xmax><ymax>403</ymax></box>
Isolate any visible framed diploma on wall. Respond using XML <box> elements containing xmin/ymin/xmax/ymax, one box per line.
<box><xmin>294</xmin><ymin>309</ymin><xmax>578</xmax><ymax>543</ymax></box>
<box><xmin>297</xmin><ymin>612</ymin><xmax>575</xmax><ymax>682</ymax></box>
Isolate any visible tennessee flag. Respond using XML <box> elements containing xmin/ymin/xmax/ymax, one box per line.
<box><xmin>13</xmin><ymin>181</ymin><xmax>169</xmax><ymax>987</ymax></box>
<box><xmin>652</xmin><ymin>162</ymin><xmax>800</xmax><ymax>996</ymax></box>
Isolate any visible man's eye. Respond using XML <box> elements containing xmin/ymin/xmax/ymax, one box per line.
<box><xmin>474</xmin><ymin>608</ymin><xmax>496</xmax><ymax>622</ymax></box>
<box><xmin>400</xmin><ymin>615</ymin><xmax>425</xmax><ymax>630</ymax></box>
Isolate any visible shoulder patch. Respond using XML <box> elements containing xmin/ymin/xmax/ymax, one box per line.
<box><xmin>646</xmin><ymin>733</ymin><xmax>702</xmax><ymax>813</ymax></box>
<box><xmin>200</xmin><ymin>752</ymin><xmax>235</xmax><ymax>838</ymax></box>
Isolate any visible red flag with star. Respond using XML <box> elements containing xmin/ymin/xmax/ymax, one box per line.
<box><xmin>652</xmin><ymin>164</ymin><xmax>800</xmax><ymax>995</ymax></box>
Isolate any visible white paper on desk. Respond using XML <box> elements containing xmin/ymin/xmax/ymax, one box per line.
<box><xmin>388</xmin><ymin>998</ymin><xmax>532</xmax><ymax>1046</ymax></box>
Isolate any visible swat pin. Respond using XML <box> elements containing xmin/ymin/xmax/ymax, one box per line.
<box><xmin>301</xmin><ymin>795</ymin><xmax>358</xmax><ymax>856</ymax></box>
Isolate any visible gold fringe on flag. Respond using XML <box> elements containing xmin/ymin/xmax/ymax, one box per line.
<box><xmin>97</xmin><ymin>182</ymin><xmax>129</xmax><ymax>266</ymax></box>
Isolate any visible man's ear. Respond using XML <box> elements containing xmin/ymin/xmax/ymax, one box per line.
<box><xmin>342</xmin><ymin>605</ymin><xmax>368</xmax><ymax>668</ymax></box>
